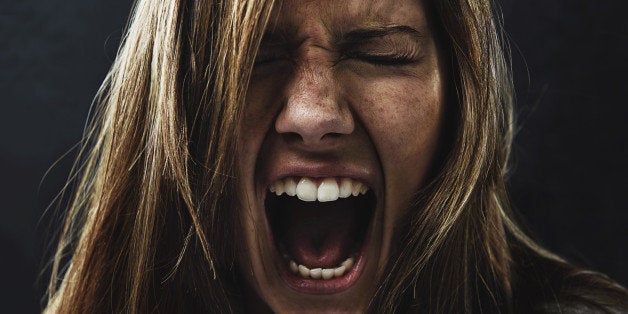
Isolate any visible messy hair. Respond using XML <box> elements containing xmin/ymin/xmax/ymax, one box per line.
<box><xmin>45</xmin><ymin>0</ymin><xmax>626</xmax><ymax>312</ymax></box>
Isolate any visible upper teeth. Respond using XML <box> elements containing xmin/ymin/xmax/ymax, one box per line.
<box><xmin>269</xmin><ymin>177</ymin><xmax>369</xmax><ymax>202</ymax></box>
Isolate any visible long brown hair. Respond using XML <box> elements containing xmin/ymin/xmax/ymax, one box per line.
<box><xmin>45</xmin><ymin>0</ymin><xmax>626</xmax><ymax>312</ymax></box>
<box><xmin>369</xmin><ymin>1</ymin><xmax>627</xmax><ymax>312</ymax></box>
<box><xmin>46</xmin><ymin>0</ymin><xmax>275</xmax><ymax>311</ymax></box>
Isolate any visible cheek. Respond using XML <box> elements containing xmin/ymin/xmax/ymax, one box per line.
<box><xmin>347</xmin><ymin>72</ymin><xmax>444</xmax><ymax>206</ymax></box>
<box><xmin>376</xmin><ymin>92</ymin><xmax>441</xmax><ymax>159</ymax></box>
<box><xmin>240</xmin><ymin>78</ymin><xmax>284</xmax><ymax>164</ymax></box>
<box><xmin>237</xmin><ymin>93</ymin><xmax>277</xmax><ymax>201</ymax></box>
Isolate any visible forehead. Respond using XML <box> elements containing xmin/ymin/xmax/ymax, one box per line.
<box><xmin>269</xmin><ymin>0</ymin><xmax>429</xmax><ymax>39</ymax></box>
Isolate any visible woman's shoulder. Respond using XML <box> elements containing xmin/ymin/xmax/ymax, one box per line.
<box><xmin>511</xmin><ymin>248</ymin><xmax>628</xmax><ymax>313</ymax></box>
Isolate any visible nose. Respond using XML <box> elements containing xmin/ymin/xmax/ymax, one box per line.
<box><xmin>275</xmin><ymin>61</ymin><xmax>354</xmax><ymax>148</ymax></box>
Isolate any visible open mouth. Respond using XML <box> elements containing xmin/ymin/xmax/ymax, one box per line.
<box><xmin>265</xmin><ymin>177</ymin><xmax>376</xmax><ymax>293</ymax></box>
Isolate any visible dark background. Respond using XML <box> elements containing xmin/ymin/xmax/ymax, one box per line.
<box><xmin>1</xmin><ymin>0</ymin><xmax>626</xmax><ymax>312</ymax></box>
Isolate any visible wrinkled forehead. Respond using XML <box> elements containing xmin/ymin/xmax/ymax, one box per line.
<box><xmin>269</xmin><ymin>0</ymin><xmax>429</xmax><ymax>41</ymax></box>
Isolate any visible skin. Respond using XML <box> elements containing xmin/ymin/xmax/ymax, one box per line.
<box><xmin>237</xmin><ymin>0</ymin><xmax>446</xmax><ymax>311</ymax></box>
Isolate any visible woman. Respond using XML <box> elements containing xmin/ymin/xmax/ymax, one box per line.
<box><xmin>45</xmin><ymin>0</ymin><xmax>627</xmax><ymax>312</ymax></box>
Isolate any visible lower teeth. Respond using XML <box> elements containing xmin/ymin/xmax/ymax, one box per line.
<box><xmin>288</xmin><ymin>257</ymin><xmax>355</xmax><ymax>280</ymax></box>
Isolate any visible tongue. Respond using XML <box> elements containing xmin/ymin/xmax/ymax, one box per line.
<box><xmin>276</xmin><ymin>197</ymin><xmax>361</xmax><ymax>268</ymax></box>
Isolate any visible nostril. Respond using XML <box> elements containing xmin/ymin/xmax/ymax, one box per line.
<box><xmin>280</xmin><ymin>132</ymin><xmax>341</xmax><ymax>144</ymax></box>
<box><xmin>282</xmin><ymin>132</ymin><xmax>303</xmax><ymax>143</ymax></box>
<box><xmin>322</xmin><ymin>133</ymin><xmax>343</xmax><ymax>140</ymax></box>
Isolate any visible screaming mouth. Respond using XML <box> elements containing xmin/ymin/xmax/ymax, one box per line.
<box><xmin>265</xmin><ymin>177</ymin><xmax>376</xmax><ymax>293</ymax></box>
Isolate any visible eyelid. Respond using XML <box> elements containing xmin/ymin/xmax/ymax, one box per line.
<box><xmin>255</xmin><ymin>41</ymin><xmax>422</xmax><ymax>67</ymax></box>
<box><xmin>343</xmin><ymin>45</ymin><xmax>421</xmax><ymax>66</ymax></box>
<box><xmin>254</xmin><ymin>46</ymin><xmax>291</xmax><ymax>66</ymax></box>
<box><xmin>343</xmin><ymin>36</ymin><xmax>422</xmax><ymax>57</ymax></box>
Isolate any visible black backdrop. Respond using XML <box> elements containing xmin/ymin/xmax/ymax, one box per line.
<box><xmin>1</xmin><ymin>0</ymin><xmax>626</xmax><ymax>312</ymax></box>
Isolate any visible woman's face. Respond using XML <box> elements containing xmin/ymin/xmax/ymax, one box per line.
<box><xmin>237</xmin><ymin>0</ymin><xmax>445</xmax><ymax>311</ymax></box>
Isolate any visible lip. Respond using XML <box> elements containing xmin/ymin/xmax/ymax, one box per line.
<box><xmin>258</xmin><ymin>160</ymin><xmax>379</xmax><ymax>294</ymax></box>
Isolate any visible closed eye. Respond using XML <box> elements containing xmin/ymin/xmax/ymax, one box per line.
<box><xmin>254</xmin><ymin>45</ymin><xmax>291</xmax><ymax>66</ymax></box>
<box><xmin>343</xmin><ymin>51</ymin><xmax>419</xmax><ymax>66</ymax></box>
<box><xmin>254</xmin><ymin>54</ymin><xmax>287</xmax><ymax>66</ymax></box>
<box><xmin>354</xmin><ymin>53</ymin><xmax>417</xmax><ymax>66</ymax></box>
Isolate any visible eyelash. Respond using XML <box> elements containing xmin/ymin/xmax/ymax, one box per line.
<box><xmin>253</xmin><ymin>51</ymin><xmax>418</xmax><ymax>67</ymax></box>
<box><xmin>346</xmin><ymin>52</ymin><xmax>417</xmax><ymax>66</ymax></box>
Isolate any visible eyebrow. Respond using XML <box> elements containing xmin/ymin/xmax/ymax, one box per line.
<box><xmin>338</xmin><ymin>25</ymin><xmax>426</xmax><ymax>46</ymax></box>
